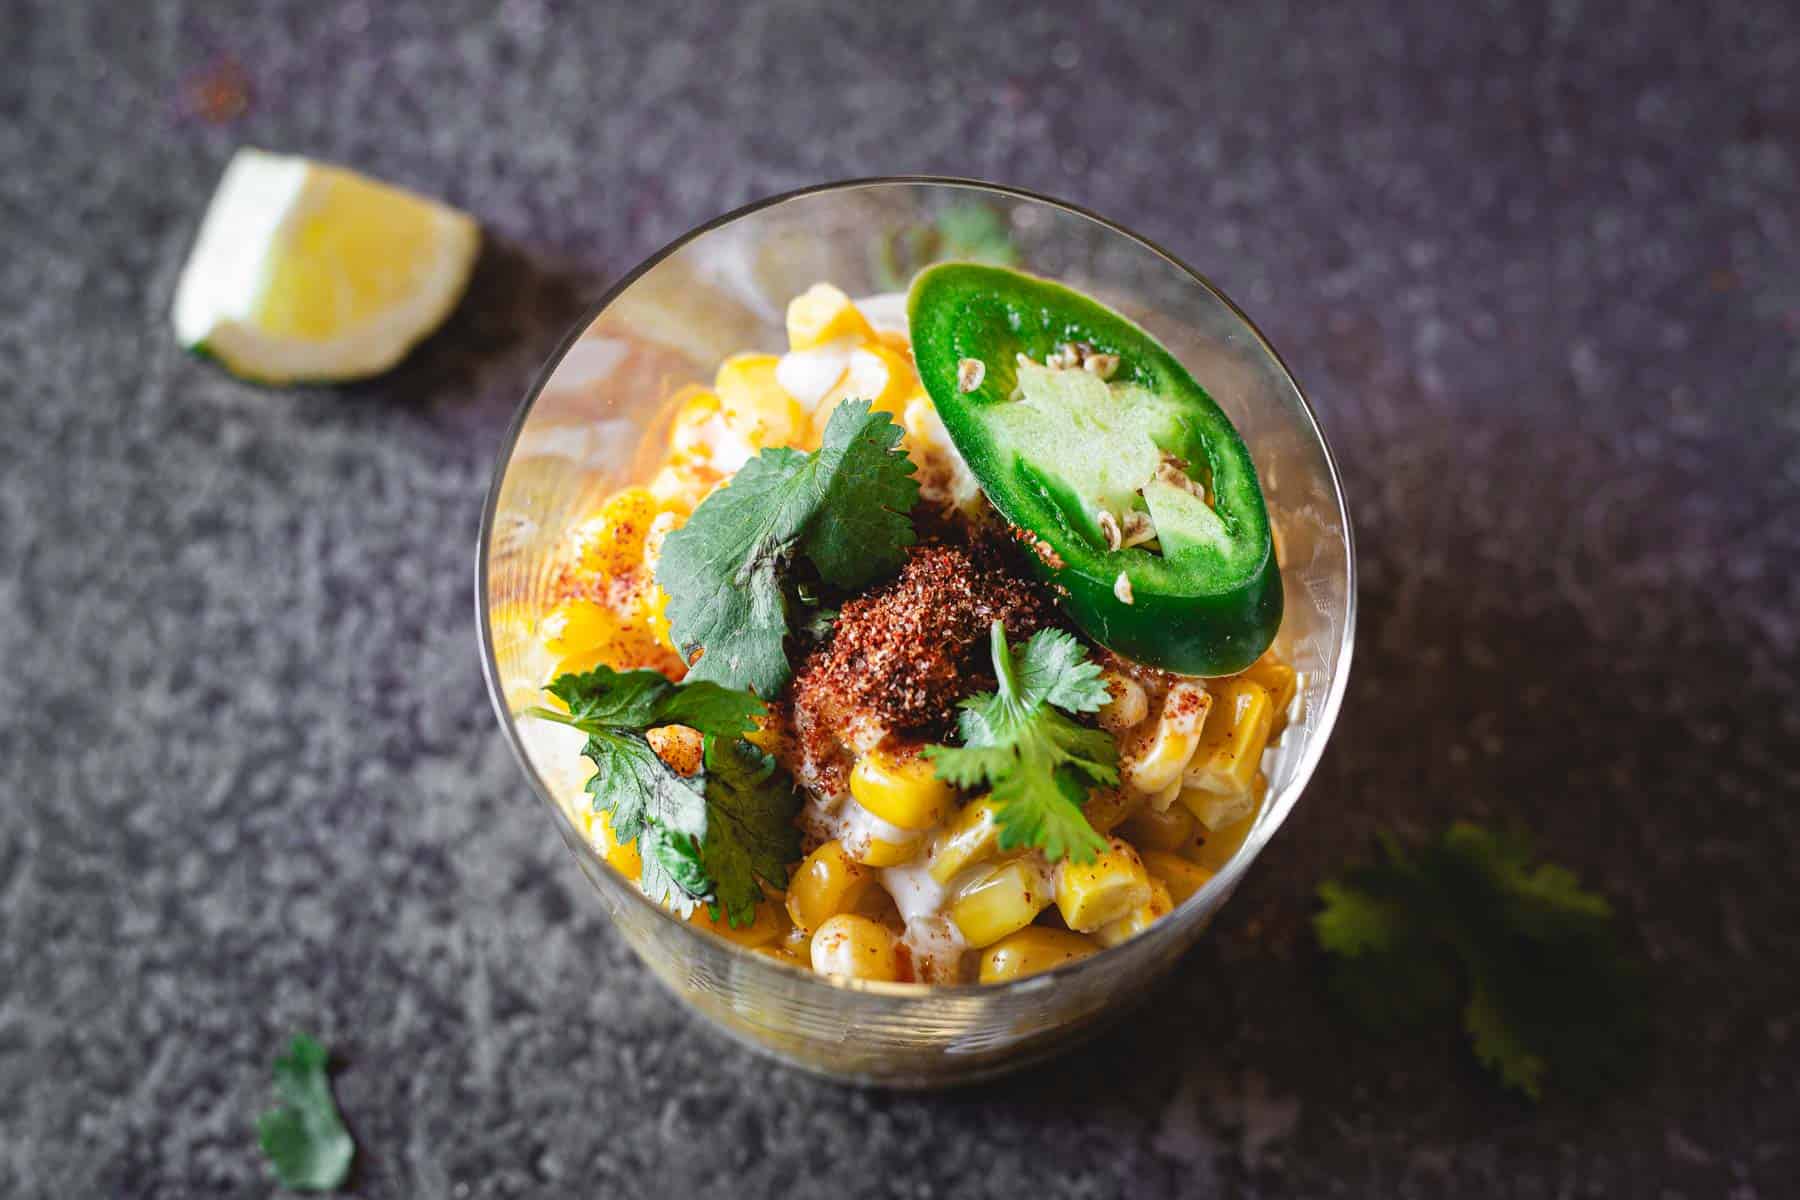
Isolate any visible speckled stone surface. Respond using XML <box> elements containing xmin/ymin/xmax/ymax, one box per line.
<box><xmin>3</xmin><ymin>1</ymin><xmax>1797</xmax><ymax>1196</ymax></box>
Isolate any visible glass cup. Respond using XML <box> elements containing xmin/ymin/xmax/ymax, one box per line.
<box><xmin>476</xmin><ymin>179</ymin><xmax>1356</xmax><ymax>1087</ymax></box>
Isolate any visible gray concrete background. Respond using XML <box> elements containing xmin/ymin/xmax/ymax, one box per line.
<box><xmin>3</xmin><ymin>1</ymin><xmax>1797</xmax><ymax>1196</ymax></box>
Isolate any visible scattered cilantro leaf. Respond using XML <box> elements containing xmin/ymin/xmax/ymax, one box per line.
<box><xmin>871</xmin><ymin>203</ymin><xmax>1019</xmax><ymax>290</ymax></box>
<box><xmin>526</xmin><ymin>667</ymin><xmax>801</xmax><ymax>927</ymax></box>
<box><xmin>1315</xmin><ymin>822</ymin><xmax>1649</xmax><ymax>1101</ymax></box>
<box><xmin>657</xmin><ymin>399</ymin><xmax>918</xmax><ymax>696</ymax></box>
<box><xmin>933</xmin><ymin>204</ymin><xmax>1020</xmax><ymax>266</ymax></box>
<box><xmin>544</xmin><ymin>665</ymin><xmax>763</xmax><ymax>740</ymax></box>
<box><xmin>256</xmin><ymin>1034</ymin><xmax>354</xmax><ymax>1192</ymax></box>
<box><xmin>699</xmin><ymin>735</ymin><xmax>806</xmax><ymax>925</ymax></box>
<box><xmin>925</xmin><ymin>622</ymin><xmax>1115</xmax><ymax>863</ymax></box>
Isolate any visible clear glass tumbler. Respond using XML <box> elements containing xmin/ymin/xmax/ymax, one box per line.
<box><xmin>476</xmin><ymin>179</ymin><xmax>1356</xmax><ymax>1087</ymax></box>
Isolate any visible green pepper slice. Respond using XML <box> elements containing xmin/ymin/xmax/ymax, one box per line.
<box><xmin>907</xmin><ymin>263</ymin><xmax>1282</xmax><ymax>676</ymax></box>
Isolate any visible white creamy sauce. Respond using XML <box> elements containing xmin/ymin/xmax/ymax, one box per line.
<box><xmin>880</xmin><ymin>858</ymin><xmax>950</xmax><ymax>926</ymax></box>
<box><xmin>838</xmin><ymin>796</ymin><xmax>917</xmax><ymax>853</ymax></box>
<box><xmin>854</xmin><ymin>291</ymin><xmax>908</xmax><ymax>333</ymax></box>
<box><xmin>515</xmin><ymin>717</ymin><xmax>592</xmax><ymax>815</ymax></box>
<box><xmin>774</xmin><ymin>338</ymin><xmax>857</xmax><ymax>410</ymax></box>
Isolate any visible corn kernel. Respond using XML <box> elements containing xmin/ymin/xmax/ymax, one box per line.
<box><xmin>1242</xmin><ymin>655</ymin><xmax>1298</xmax><ymax>739</ymax></box>
<box><xmin>784</xmin><ymin>840</ymin><xmax>875</xmax><ymax>934</ymax></box>
<box><xmin>814</xmin><ymin>342</ymin><xmax>917</xmax><ymax>429</ymax></box>
<box><xmin>1097</xmin><ymin>670</ymin><xmax>1149</xmax><ymax>732</ymax></box>
<box><xmin>928</xmin><ymin>796</ymin><xmax>1002</xmax><ymax>884</ymax></box>
<box><xmin>1123</xmin><ymin>683</ymin><xmax>1211</xmax><ymax>795</ymax></box>
<box><xmin>949</xmin><ymin>858</ymin><xmax>1053</xmax><ymax>948</ymax></box>
<box><xmin>1141</xmin><ymin>850</ymin><xmax>1216</xmax><ymax>905</ymax></box>
<box><xmin>540</xmin><ymin>599</ymin><xmax>620</xmax><ymax>659</ymax></box>
<box><xmin>667</xmin><ymin>386</ymin><xmax>724</xmax><ymax>459</ymax></box>
<box><xmin>1183</xmin><ymin>679</ymin><xmax>1273</xmax><ymax>797</ymax></box>
<box><xmin>594</xmin><ymin>808</ymin><xmax>642</xmax><ymax>881</ymax></box>
<box><xmin>648</xmin><ymin>459</ymin><xmax>719</xmax><ymax>511</ymax></box>
<box><xmin>849</xmin><ymin>747</ymin><xmax>954</xmax><ymax>831</ymax></box>
<box><xmin>714</xmin><ymin>354</ymin><xmax>806</xmax><ymax>449</ymax></box>
<box><xmin>570</xmin><ymin>487</ymin><xmax>660</xmax><ymax>578</ymax></box>
<box><xmin>810</xmin><ymin>913</ymin><xmax>904</xmax><ymax>982</ymax></box>
<box><xmin>853</xmin><ymin>834</ymin><xmax>924</xmax><ymax>868</ymax></box>
<box><xmin>1094</xmin><ymin>878</ymin><xmax>1174</xmax><ymax>949</ymax></box>
<box><xmin>1055</xmin><ymin>837</ymin><xmax>1154</xmax><ymax>932</ymax></box>
<box><xmin>1185</xmin><ymin>775</ymin><xmax>1264</xmax><ymax>871</ymax></box>
<box><xmin>688</xmin><ymin>897</ymin><xmax>790</xmax><ymax>949</ymax></box>
<box><xmin>1119</xmin><ymin>802</ymin><xmax>1198</xmax><ymax>853</ymax></box>
<box><xmin>979</xmin><ymin>927</ymin><xmax>1098</xmax><ymax>983</ymax></box>
<box><xmin>786</xmin><ymin>283</ymin><xmax>875</xmax><ymax>350</ymax></box>
<box><xmin>1081</xmin><ymin>786</ymin><xmax>1145</xmax><ymax>835</ymax></box>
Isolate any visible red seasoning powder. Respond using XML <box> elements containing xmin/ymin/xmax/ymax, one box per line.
<box><xmin>784</xmin><ymin>539</ymin><xmax>1056</xmax><ymax>795</ymax></box>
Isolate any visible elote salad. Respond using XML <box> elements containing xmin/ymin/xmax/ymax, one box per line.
<box><xmin>516</xmin><ymin>265</ymin><xmax>1295</xmax><ymax>985</ymax></box>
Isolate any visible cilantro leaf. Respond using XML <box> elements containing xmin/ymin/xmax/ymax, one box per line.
<box><xmin>256</xmin><ymin>1034</ymin><xmax>354</xmax><ymax>1192</ymax></box>
<box><xmin>934</xmin><ymin>203</ymin><xmax>1021</xmax><ymax>266</ymax></box>
<box><xmin>699</xmin><ymin>735</ymin><xmax>806</xmax><ymax>925</ymax></box>
<box><xmin>925</xmin><ymin>622</ymin><xmax>1115</xmax><ymax>863</ymax></box>
<box><xmin>544</xmin><ymin>663</ymin><xmax>764</xmax><ymax>739</ymax></box>
<box><xmin>657</xmin><ymin>400</ymin><xmax>919</xmax><ymax>697</ymax></box>
<box><xmin>799</xmin><ymin>401</ymin><xmax>920</xmax><ymax>588</ymax></box>
<box><xmin>1315</xmin><ymin>822</ymin><xmax>1648</xmax><ymax>1100</ymax></box>
<box><xmin>527</xmin><ymin>668</ymin><xmax>801</xmax><ymax>927</ymax></box>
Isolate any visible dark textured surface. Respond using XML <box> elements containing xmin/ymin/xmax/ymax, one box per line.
<box><xmin>3</xmin><ymin>1</ymin><xmax>1798</xmax><ymax>1196</ymax></box>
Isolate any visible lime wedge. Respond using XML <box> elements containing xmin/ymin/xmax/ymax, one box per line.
<box><xmin>172</xmin><ymin>148</ymin><xmax>479</xmax><ymax>383</ymax></box>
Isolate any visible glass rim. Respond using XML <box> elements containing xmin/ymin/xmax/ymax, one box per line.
<box><xmin>474</xmin><ymin>175</ymin><xmax>1359</xmax><ymax>1000</ymax></box>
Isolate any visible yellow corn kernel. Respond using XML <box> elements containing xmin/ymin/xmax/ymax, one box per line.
<box><xmin>815</xmin><ymin>342</ymin><xmax>916</xmax><ymax>428</ymax></box>
<box><xmin>645</xmin><ymin>724</ymin><xmax>704</xmax><ymax>777</ymax></box>
<box><xmin>978</xmin><ymin>927</ymin><xmax>1098</xmax><ymax>983</ymax></box>
<box><xmin>1054</xmin><ymin>837</ymin><xmax>1154</xmax><ymax>933</ymax></box>
<box><xmin>1185</xmin><ymin>775</ymin><xmax>1264</xmax><ymax>871</ymax></box>
<box><xmin>927</xmin><ymin>796</ymin><xmax>1002</xmax><ymax>884</ymax></box>
<box><xmin>540</xmin><ymin>599</ymin><xmax>620</xmax><ymax>659</ymax></box>
<box><xmin>714</xmin><ymin>353</ymin><xmax>806</xmax><ymax>449</ymax></box>
<box><xmin>640</xmin><ymin>582</ymin><xmax>676</xmax><ymax>654</ymax></box>
<box><xmin>849</xmin><ymin>748</ymin><xmax>954</xmax><ymax>831</ymax></box>
<box><xmin>1183</xmin><ymin>678</ymin><xmax>1273</xmax><ymax>798</ymax></box>
<box><xmin>1141</xmin><ymin>850</ymin><xmax>1216</xmax><ymax>906</ymax></box>
<box><xmin>853</xmin><ymin>833</ymin><xmax>924</xmax><ymax>868</ymax></box>
<box><xmin>647</xmin><ymin>459</ymin><xmax>719</xmax><ymax>511</ymax></box>
<box><xmin>1094</xmin><ymin>878</ymin><xmax>1174</xmax><ymax>949</ymax></box>
<box><xmin>688</xmin><ymin>898</ymin><xmax>789</xmax><ymax>949</ymax></box>
<box><xmin>786</xmin><ymin>283</ymin><xmax>875</xmax><ymax>350</ymax></box>
<box><xmin>1242</xmin><ymin>655</ymin><xmax>1298</xmax><ymax>738</ymax></box>
<box><xmin>1081</xmin><ymin>786</ymin><xmax>1145</xmax><ymax>835</ymax></box>
<box><xmin>667</xmin><ymin>386</ymin><xmax>724</xmax><ymax>459</ymax></box>
<box><xmin>1097</xmin><ymin>670</ymin><xmax>1149</xmax><ymax>732</ymax></box>
<box><xmin>810</xmin><ymin>913</ymin><xmax>903</xmax><ymax>982</ymax></box>
<box><xmin>1119</xmin><ymin>802</ymin><xmax>1198</xmax><ymax>853</ymax></box>
<box><xmin>949</xmin><ymin>858</ymin><xmax>1053</xmax><ymax>948</ymax></box>
<box><xmin>784</xmin><ymin>840</ymin><xmax>875</xmax><ymax>934</ymax></box>
<box><xmin>1178</xmin><ymin>785</ymin><xmax>1255</xmax><ymax>833</ymax></box>
<box><xmin>571</xmin><ymin>486</ymin><xmax>660</xmax><ymax>578</ymax></box>
<box><xmin>1124</xmin><ymin>683</ymin><xmax>1211</xmax><ymax>796</ymax></box>
<box><xmin>594</xmin><ymin>808</ymin><xmax>642</xmax><ymax>881</ymax></box>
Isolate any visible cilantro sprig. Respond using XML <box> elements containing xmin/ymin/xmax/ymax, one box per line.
<box><xmin>1315</xmin><ymin>823</ymin><xmax>1648</xmax><ymax>1100</ymax></box>
<box><xmin>656</xmin><ymin>398</ymin><xmax>920</xmax><ymax>697</ymax></box>
<box><xmin>525</xmin><ymin>666</ymin><xmax>800</xmax><ymax>925</ymax></box>
<box><xmin>925</xmin><ymin>621</ymin><xmax>1115</xmax><ymax>863</ymax></box>
<box><xmin>257</xmin><ymin>1034</ymin><xmax>354</xmax><ymax>1192</ymax></box>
